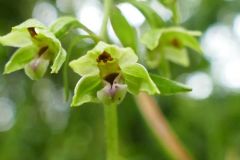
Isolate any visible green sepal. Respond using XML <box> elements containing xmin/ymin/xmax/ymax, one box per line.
<box><xmin>0</xmin><ymin>30</ymin><xmax>32</xmax><ymax>47</ymax></box>
<box><xmin>141</xmin><ymin>27</ymin><xmax>202</xmax><ymax>53</ymax></box>
<box><xmin>110</xmin><ymin>7</ymin><xmax>137</xmax><ymax>51</ymax></box>
<box><xmin>71</xmin><ymin>75</ymin><xmax>103</xmax><ymax>107</ymax></box>
<box><xmin>51</xmin><ymin>48</ymin><xmax>66</xmax><ymax>73</ymax></box>
<box><xmin>122</xmin><ymin>63</ymin><xmax>160</xmax><ymax>95</ymax></box>
<box><xmin>69</xmin><ymin>41</ymin><xmax>138</xmax><ymax>76</ymax></box>
<box><xmin>150</xmin><ymin>73</ymin><xmax>192</xmax><ymax>95</ymax></box>
<box><xmin>163</xmin><ymin>47</ymin><xmax>189</xmax><ymax>67</ymax></box>
<box><xmin>4</xmin><ymin>45</ymin><xmax>38</xmax><ymax>74</ymax></box>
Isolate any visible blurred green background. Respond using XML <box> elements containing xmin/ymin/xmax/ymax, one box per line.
<box><xmin>1</xmin><ymin>0</ymin><xmax>240</xmax><ymax>159</ymax></box>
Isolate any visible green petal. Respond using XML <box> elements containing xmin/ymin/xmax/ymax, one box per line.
<box><xmin>122</xmin><ymin>63</ymin><xmax>159</xmax><ymax>95</ymax></box>
<box><xmin>12</xmin><ymin>19</ymin><xmax>46</xmax><ymax>30</ymax></box>
<box><xmin>34</xmin><ymin>29</ymin><xmax>66</xmax><ymax>72</ymax></box>
<box><xmin>24</xmin><ymin>57</ymin><xmax>50</xmax><ymax>80</ymax></box>
<box><xmin>0</xmin><ymin>30</ymin><xmax>32</xmax><ymax>47</ymax></box>
<box><xmin>71</xmin><ymin>75</ymin><xmax>103</xmax><ymax>106</ymax></box>
<box><xmin>150</xmin><ymin>73</ymin><xmax>192</xmax><ymax>95</ymax></box>
<box><xmin>162</xmin><ymin>27</ymin><xmax>202</xmax><ymax>53</ymax></box>
<box><xmin>69</xmin><ymin>41</ymin><xmax>138</xmax><ymax>76</ymax></box>
<box><xmin>141</xmin><ymin>29</ymin><xmax>163</xmax><ymax>50</ymax></box>
<box><xmin>51</xmin><ymin>48</ymin><xmax>66</xmax><ymax>73</ymax></box>
<box><xmin>69</xmin><ymin>51</ymin><xmax>99</xmax><ymax>76</ymax></box>
<box><xmin>4</xmin><ymin>45</ymin><xmax>38</xmax><ymax>74</ymax></box>
<box><xmin>163</xmin><ymin>47</ymin><xmax>189</xmax><ymax>67</ymax></box>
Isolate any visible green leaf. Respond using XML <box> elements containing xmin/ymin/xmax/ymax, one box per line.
<box><xmin>71</xmin><ymin>75</ymin><xmax>103</xmax><ymax>106</ymax></box>
<box><xmin>122</xmin><ymin>63</ymin><xmax>159</xmax><ymax>95</ymax></box>
<box><xmin>150</xmin><ymin>73</ymin><xmax>192</xmax><ymax>95</ymax></box>
<box><xmin>51</xmin><ymin>48</ymin><xmax>66</xmax><ymax>73</ymax></box>
<box><xmin>110</xmin><ymin>7</ymin><xmax>137</xmax><ymax>51</ymax></box>
<box><xmin>163</xmin><ymin>47</ymin><xmax>189</xmax><ymax>67</ymax></box>
<box><xmin>128</xmin><ymin>0</ymin><xmax>165</xmax><ymax>28</ymax></box>
<box><xmin>50</xmin><ymin>16</ymin><xmax>80</xmax><ymax>38</ymax></box>
<box><xmin>4</xmin><ymin>45</ymin><xmax>38</xmax><ymax>74</ymax></box>
<box><xmin>141</xmin><ymin>29</ymin><xmax>162</xmax><ymax>50</ymax></box>
<box><xmin>24</xmin><ymin>57</ymin><xmax>50</xmax><ymax>80</ymax></box>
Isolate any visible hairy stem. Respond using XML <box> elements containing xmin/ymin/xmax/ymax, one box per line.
<box><xmin>100</xmin><ymin>0</ymin><xmax>112</xmax><ymax>40</ymax></box>
<box><xmin>136</xmin><ymin>93</ymin><xmax>193</xmax><ymax>160</ymax></box>
<box><xmin>104</xmin><ymin>103</ymin><xmax>119</xmax><ymax>160</ymax></box>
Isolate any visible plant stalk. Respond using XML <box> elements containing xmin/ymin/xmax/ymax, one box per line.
<box><xmin>104</xmin><ymin>103</ymin><xmax>119</xmax><ymax>160</ymax></box>
<box><xmin>136</xmin><ymin>93</ymin><xmax>193</xmax><ymax>160</ymax></box>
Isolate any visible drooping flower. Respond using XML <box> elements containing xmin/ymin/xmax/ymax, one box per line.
<box><xmin>141</xmin><ymin>27</ymin><xmax>202</xmax><ymax>68</ymax></box>
<box><xmin>69</xmin><ymin>41</ymin><xmax>159</xmax><ymax>106</ymax></box>
<box><xmin>0</xmin><ymin>19</ymin><xmax>66</xmax><ymax>80</ymax></box>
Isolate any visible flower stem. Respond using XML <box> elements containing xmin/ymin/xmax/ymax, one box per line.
<box><xmin>100</xmin><ymin>0</ymin><xmax>113</xmax><ymax>40</ymax></box>
<box><xmin>104</xmin><ymin>103</ymin><xmax>119</xmax><ymax>160</ymax></box>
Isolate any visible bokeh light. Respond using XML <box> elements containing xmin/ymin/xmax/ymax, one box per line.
<box><xmin>186</xmin><ymin>72</ymin><xmax>213</xmax><ymax>99</ymax></box>
<box><xmin>32</xmin><ymin>2</ymin><xmax>58</xmax><ymax>25</ymax></box>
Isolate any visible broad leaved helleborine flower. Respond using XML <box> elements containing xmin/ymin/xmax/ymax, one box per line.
<box><xmin>0</xmin><ymin>19</ymin><xmax>66</xmax><ymax>80</ymax></box>
<box><xmin>69</xmin><ymin>41</ymin><xmax>159</xmax><ymax>106</ymax></box>
<box><xmin>141</xmin><ymin>27</ymin><xmax>202</xmax><ymax>68</ymax></box>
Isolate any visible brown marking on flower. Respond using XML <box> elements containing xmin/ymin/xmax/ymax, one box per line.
<box><xmin>104</xmin><ymin>73</ymin><xmax>119</xmax><ymax>85</ymax></box>
<box><xmin>96</xmin><ymin>51</ymin><xmax>113</xmax><ymax>63</ymax></box>
<box><xmin>27</xmin><ymin>27</ymin><xmax>37</xmax><ymax>37</ymax></box>
<box><xmin>171</xmin><ymin>38</ymin><xmax>181</xmax><ymax>48</ymax></box>
<box><xmin>38</xmin><ymin>46</ymin><xmax>48</xmax><ymax>57</ymax></box>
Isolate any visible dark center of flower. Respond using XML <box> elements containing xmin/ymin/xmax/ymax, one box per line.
<box><xmin>104</xmin><ymin>73</ymin><xmax>119</xmax><ymax>85</ymax></box>
<box><xmin>96</xmin><ymin>51</ymin><xmax>113</xmax><ymax>63</ymax></box>
<box><xmin>171</xmin><ymin>38</ymin><xmax>181</xmax><ymax>48</ymax></box>
<box><xmin>38</xmin><ymin>46</ymin><xmax>48</xmax><ymax>57</ymax></box>
<box><xmin>27</xmin><ymin>27</ymin><xmax>37</xmax><ymax>37</ymax></box>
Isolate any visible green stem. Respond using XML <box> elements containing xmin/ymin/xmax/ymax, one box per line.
<box><xmin>77</xmin><ymin>23</ymin><xmax>101</xmax><ymax>42</ymax></box>
<box><xmin>100</xmin><ymin>0</ymin><xmax>113</xmax><ymax>40</ymax></box>
<box><xmin>172</xmin><ymin>1</ymin><xmax>180</xmax><ymax>25</ymax></box>
<box><xmin>63</xmin><ymin>35</ymin><xmax>94</xmax><ymax>100</ymax></box>
<box><xmin>104</xmin><ymin>103</ymin><xmax>119</xmax><ymax>160</ymax></box>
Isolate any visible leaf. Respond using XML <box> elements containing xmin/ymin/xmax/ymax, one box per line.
<box><xmin>150</xmin><ymin>73</ymin><xmax>192</xmax><ymax>95</ymax></box>
<box><xmin>51</xmin><ymin>48</ymin><xmax>66</xmax><ymax>73</ymax></box>
<box><xmin>122</xmin><ymin>63</ymin><xmax>159</xmax><ymax>95</ymax></box>
<box><xmin>50</xmin><ymin>16</ymin><xmax>80</xmax><ymax>38</ymax></box>
<box><xmin>71</xmin><ymin>75</ymin><xmax>103</xmax><ymax>106</ymax></box>
<box><xmin>141</xmin><ymin>29</ymin><xmax>162</xmax><ymax>50</ymax></box>
<box><xmin>163</xmin><ymin>47</ymin><xmax>189</xmax><ymax>67</ymax></box>
<box><xmin>128</xmin><ymin>0</ymin><xmax>165</xmax><ymax>28</ymax></box>
<box><xmin>4</xmin><ymin>45</ymin><xmax>38</xmax><ymax>74</ymax></box>
<box><xmin>110</xmin><ymin>7</ymin><xmax>137</xmax><ymax>51</ymax></box>
<box><xmin>24</xmin><ymin>56</ymin><xmax>50</xmax><ymax>80</ymax></box>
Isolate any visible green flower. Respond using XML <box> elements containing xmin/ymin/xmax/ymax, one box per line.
<box><xmin>0</xmin><ymin>19</ymin><xmax>66</xmax><ymax>80</ymax></box>
<box><xmin>69</xmin><ymin>41</ymin><xmax>159</xmax><ymax>106</ymax></box>
<box><xmin>141</xmin><ymin>27</ymin><xmax>202</xmax><ymax>68</ymax></box>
